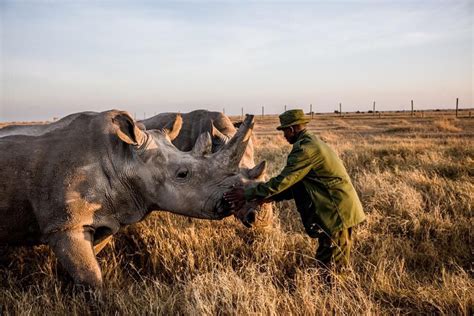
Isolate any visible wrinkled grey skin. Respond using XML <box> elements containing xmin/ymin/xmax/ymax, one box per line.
<box><xmin>140</xmin><ymin>110</ymin><xmax>273</xmax><ymax>227</ymax></box>
<box><xmin>0</xmin><ymin>110</ymin><xmax>265</xmax><ymax>287</ymax></box>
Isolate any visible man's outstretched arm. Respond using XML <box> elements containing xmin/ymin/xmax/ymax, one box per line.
<box><xmin>225</xmin><ymin>144</ymin><xmax>318</xmax><ymax>210</ymax></box>
<box><xmin>246</xmin><ymin>145</ymin><xmax>316</xmax><ymax>200</ymax></box>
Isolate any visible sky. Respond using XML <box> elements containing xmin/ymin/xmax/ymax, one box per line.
<box><xmin>0</xmin><ymin>0</ymin><xmax>472</xmax><ymax>121</ymax></box>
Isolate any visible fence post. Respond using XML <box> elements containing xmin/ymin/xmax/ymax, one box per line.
<box><xmin>339</xmin><ymin>103</ymin><xmax>342</xmax><ymax>117</ymax></box>
<box><xmin>262</xmin><ymin>106</ymin><xmax>264</xmax><ymax>119</ymax></box>
<box><xmin>373</xmin><ymin>101</ymin><xmax>376</xmax><ymax>115</ymax></box>
<box><xmin>456</xmin><ymin>98</ymin><xmax>459</xmax><ymax>117</ymax></box>
<box><xmin>411</xmin><ymin>100</ymin><xmax>414</xmax><ymax>116</ymax></box>
<box><xmin>284</xmin><ymin>105</ymin><xmax>287</xmax><ymax>112</ymax></box>
<box><xmin>310</xmin><ymin>104</ymin><xmax>313</xmax><ymax>119</ymax></box>
<box><xmin>241</xmin><ymin>107</ymin><xmax>244</xmax><ymax>120</ymax></box>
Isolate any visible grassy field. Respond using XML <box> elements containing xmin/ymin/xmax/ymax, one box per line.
<box><xmin>0</xmin><ymin>111</ymin><xmax>473</xmax><ymax>314</ymax></box>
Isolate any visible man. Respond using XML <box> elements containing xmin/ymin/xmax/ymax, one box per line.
<box><xmin>224</xmin><ymin>109</ymin><xmax>365</xmax><ymax>275</ymax></box>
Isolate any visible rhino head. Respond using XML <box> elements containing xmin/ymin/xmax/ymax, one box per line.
<box><xmin>137</xmin><ymin>110</ymin><xmax>271</xmax><ymax>227</ymax></box>
<box><xmin>112</xmin><ymin>113</ymin><xmax>262</xmax><ymax>222</ymax></box>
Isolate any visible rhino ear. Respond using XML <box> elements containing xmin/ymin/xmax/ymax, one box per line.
<box><xmin>162</xmin><ymin>114</ymin><xmax>182</xmax><ymax>141</ymax></box>
<box><xmin>192</xmin><ymin>132</ymin><xmax>212</xmax><ymax>156</ymax></box>
<box><xmin>247</xmin><ymin>161</ymin><xmax>267</xmax><ymax>179</ymax></box>
<box><xmin>112</xmin><ymin>112</ymin><xmax>145</xmax><ymax>146</ymax></box>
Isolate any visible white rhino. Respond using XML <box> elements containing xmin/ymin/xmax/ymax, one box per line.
<box><xmin>140</xmin><ymin>110</ymin><xmax>273</xmax><ymax>227</ymax></box>
<box><xmin>0</xmin><ymin>110</ymin><xmax>265</xmax><ymax>287</ymax></box>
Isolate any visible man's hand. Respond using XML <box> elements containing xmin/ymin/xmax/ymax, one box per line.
<box><xmin>223</xmin><ymin>186</ymin><xmax>245</xmax><ymax>212</ymax></box>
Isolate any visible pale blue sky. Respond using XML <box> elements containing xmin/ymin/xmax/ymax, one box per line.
<box><xmin>1</xmin><ymin>0</ymin><xmax>472</xmax><ymax>121</ymax></box>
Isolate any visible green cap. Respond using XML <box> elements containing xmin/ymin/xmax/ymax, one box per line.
<box><xmin>276</xmin><ymin>109</ymin><xmax>310</xmax><ymax>130</ymax></box>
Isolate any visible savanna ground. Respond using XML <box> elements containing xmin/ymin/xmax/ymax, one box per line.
<box><xmin>0</xmin><ymin>110</ymin><xmax>473</xmax><ymax>315</ymax></box>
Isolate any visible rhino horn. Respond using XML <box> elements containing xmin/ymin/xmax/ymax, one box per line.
<box><xmin>192</xmin><ymin>132</ymin><xmax>212</xmax><ymax>156</ymax></box>
<box><xmin>233</xmin><ymin>121</ymin><xmax>243</xmax><ymax>129</ymax></box>
<box><xmin>210</xmin><ymin>122</ymin><xmax>230</xmax><ymax>144</ymax></box>
<box><xmin>112</xmin><ymin>112</ymin><xmax>146</xmax><ymax>146</ymax></box>
<box><xmin>216</xmin><ymin>114</ymin><xmax>254</xmax><ymax>169</ymax></box>
<box><xmin>161</xmin><ymin>114</ymin><xmax>182</xmax><ymax>141</ymax></box>
<box><xmin>247</xmin><ymin>160</ymin><xmax>267</xmax><ymax>179</ymax></box>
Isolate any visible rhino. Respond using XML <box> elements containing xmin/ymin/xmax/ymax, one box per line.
<box><xmin>140</xmin><ymin>110</ymin><xmax>273</xmax><ymax>227</ymax></box>
<box><xmin>0</xmin><ymin>110</ymin><xmax>266</xmax><ymax>287</ymax></box>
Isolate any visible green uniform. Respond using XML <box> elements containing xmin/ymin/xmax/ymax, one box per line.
<box><xmin>244</xmin><ymin>130</ymin><xmax>365</xmax><ymax>268</ymax></box>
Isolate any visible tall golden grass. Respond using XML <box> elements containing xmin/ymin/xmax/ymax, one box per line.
<box><xmin>0</xmin><ymin>113</ymin><xmax>472</xmax><ymax>314</ymax></box>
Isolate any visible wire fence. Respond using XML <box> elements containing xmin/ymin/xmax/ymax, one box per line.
<box><xmin>220</xmin><ymin>98</ymin><xmax>472</xmax><ymax>121</ymax></box>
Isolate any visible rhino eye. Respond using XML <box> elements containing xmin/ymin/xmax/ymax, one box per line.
<box><xmin>177</xmin><ymin>171</ymin><xmax>188</xmax><ymax>178</ymax></box>
<box><xmin>176</xmin><ymin>168</ymin><xmax>190</xmax><ymax>180</ymax></box>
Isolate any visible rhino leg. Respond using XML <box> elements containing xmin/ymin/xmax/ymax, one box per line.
<box><xmin>93</xmin><ymin>235</ymin><xmax>113</xmax><ymax>255</ymax></box>
<box><xmin>48</xmin><ymin>228</ymin><xmax>102</xmax><ymax>288</ymax></box>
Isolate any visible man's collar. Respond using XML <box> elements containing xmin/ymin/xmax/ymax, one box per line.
<box><xmin>294</xmin><ymin>129</ymin><xmax>308</xmax><ymax>142</ymax></box>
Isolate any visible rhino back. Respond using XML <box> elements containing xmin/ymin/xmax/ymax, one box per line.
<box><xmin>0</xmin><ymin>124</ymin><xmax>48</xmax><ymax>137</ymax></box>
<box><xmin>0</xmin><ymin>111</ymin><xmax>97</xmax><ymax>137</ymax></box>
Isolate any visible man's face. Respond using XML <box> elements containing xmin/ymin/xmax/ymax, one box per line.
<box><xmin>282</xmin><ymin>126</ymin><xmax>297</xmax><ymax>144</ymax></box>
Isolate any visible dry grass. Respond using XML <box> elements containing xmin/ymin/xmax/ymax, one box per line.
<box><xmin>433</xmin><ymin>118</ymin><xmax>462</xmax><ymax>133</ymax></box>
<box><xmin>1</xmin><ymin>111</ymin><xmax>473</xmax><ymax>315</ymax></box>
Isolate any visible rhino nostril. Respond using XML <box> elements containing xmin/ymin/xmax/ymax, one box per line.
<box><xmin>219</xmin><ymin>198</ymin><xmax>231</xmax><ymax>214</ymax></box>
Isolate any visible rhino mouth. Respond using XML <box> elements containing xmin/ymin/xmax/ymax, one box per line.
<box><xmin>203</xmin><ymin>190</ymin><xmax>232</xmax><ymax>219</ymax></box>
<box><xmin>215</xmin><ymin>197</ymin><xmax>233</xmax><ymax>219</ymax></box>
